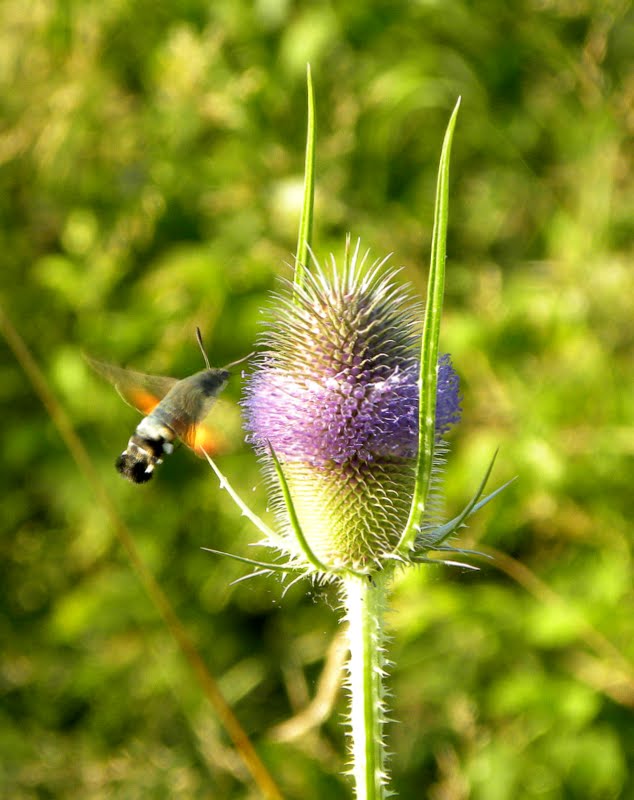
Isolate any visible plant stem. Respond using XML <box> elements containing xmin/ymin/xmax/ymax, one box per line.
<box><xmin>342</xmin><ymin>572</ymin><xmax>389</xmax><ymax>800</ymax></box>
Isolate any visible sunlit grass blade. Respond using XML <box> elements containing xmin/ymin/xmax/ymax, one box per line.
<box><xmin>396</xmin><ymin>97</ymin><xmax>461</xmax><ymax>555</ymax></box>
<box><xmin>293</xmin><ymin>63</ymin><xmax>316</xmax><ymax>298</ymax></box>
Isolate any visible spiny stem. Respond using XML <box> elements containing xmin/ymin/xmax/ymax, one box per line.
<box><xmin>342</xmin><ymin>573</ymin><xmax>390</xmax><ymax>800</ymax></box>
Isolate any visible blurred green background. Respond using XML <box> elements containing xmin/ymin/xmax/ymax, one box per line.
<box><xmin>1</xmin><ymin>1</ymin><xmax>633</xmax><ymax>798</ymax></box>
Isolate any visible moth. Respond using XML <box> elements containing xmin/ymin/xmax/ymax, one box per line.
<box><xmin>87</xmin><ymin>330</ymin><xmax>249</xmax><ymax>483</ymax></box>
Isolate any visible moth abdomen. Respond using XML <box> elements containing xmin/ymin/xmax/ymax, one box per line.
<box><xmin>116</xmin><ymin>451</ymin><xmax>155</xmax><ymax>484</ymax></box>
<box><xmin>116</xmin><ymin>429</ymin><xmax>175</xmax><ymax>484</ymax></box>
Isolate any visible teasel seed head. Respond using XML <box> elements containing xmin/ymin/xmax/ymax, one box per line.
<box><xmin>243</xmin><ymin>242</ymin><xmax>461</xmax><ymax>573</ymax></box>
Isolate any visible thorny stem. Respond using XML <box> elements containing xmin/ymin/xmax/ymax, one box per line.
<box><xmin>342</xmin><ymin>573</ymin><xmax>390</xmax><ymax>800</ymax></box>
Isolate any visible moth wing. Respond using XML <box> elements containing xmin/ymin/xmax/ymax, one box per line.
<box><xmin>86</xmin><ymin>356</ymin><xmax>178</xmax><ymax>415</ymax></box>
<box><xmin>177</xmin><ymin>398</ymin><xmax>235</xmax><ymax>457</ymax></box>
<box><xmin>180</xmin><ymin>422</ymin><xmax>227</xmax><ymax>457</ymax></box>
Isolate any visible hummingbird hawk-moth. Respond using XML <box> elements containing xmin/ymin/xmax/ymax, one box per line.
<box><xmin>87</xmin><ymin>330</ymin><xmax>248</xmax><ymax>483</ymax></box>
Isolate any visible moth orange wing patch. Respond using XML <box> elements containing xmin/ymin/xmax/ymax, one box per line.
<box><xmin>182</xmin><ymin>422</ymin><xmax>228</xmax><ymax>458</ymax></box>
<box><xmin>124</xmin><ymin>389</ymin><xmax>162</xmax><ymax>416</ymax></box>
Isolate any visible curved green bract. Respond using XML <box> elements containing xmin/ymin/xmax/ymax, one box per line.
<box><xmin>396</xmin><ymin>98</ymin><xmax>461</xmax><ymax>556</ymax></box>
<box><xmin>293</xmin><ymin>64</ymin><xmax>316</xmax><ymax>299</ymax></box>
<box><xmin>267</xmin><ymin>442</ymin><xmax>330</xmax><ymax>573</ymax></box>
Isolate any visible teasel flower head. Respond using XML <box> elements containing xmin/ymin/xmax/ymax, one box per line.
<box><xmin>243</xmin><ymin>239</ymin><xmax>461</xmax><ymax>574</ymax></box>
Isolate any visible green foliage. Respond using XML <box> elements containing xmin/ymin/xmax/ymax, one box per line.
<box><xmin>1</xmin><ymin>0</ymin><xmax>633</xmax><ymax>797</ymax></box>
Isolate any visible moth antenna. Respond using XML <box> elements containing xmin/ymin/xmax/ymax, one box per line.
<box><xmin>223</xmin><ymin>352</ymin><xmax>255</xmax><ymax>372</ymax></box>
<box><xmin>195</xmin><ymin>327</ymin><xmax>211</xmax><ymax>369</ymax></box>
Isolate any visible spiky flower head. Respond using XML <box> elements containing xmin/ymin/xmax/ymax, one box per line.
<box><xmin>243</xmin><ymin>241</ymin><xmax>461</xmax><ymax>573</ymax></box>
